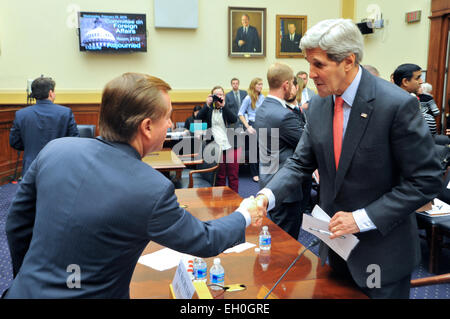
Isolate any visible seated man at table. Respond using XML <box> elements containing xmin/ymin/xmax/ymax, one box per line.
<box><xmin>4</xmin><ymin>72</ymin><xmax>261</xmax><ymax>299</ymax></box>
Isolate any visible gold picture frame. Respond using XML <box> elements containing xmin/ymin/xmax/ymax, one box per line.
<box><xmin>228</xmin><ymin>7</ymin><xmax>266</xmax><ymax>58</ymax></box>
<box><xmin>276</xmin><ymin>15</ymin><xmax>307</xmax><ymax>58</ymax></box>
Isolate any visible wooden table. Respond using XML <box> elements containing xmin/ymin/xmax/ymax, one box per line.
<box><xmin>130</xmin><ymin>187</ymin><xmax>367</xmax><ymax>299</ymax></box>
<box><xmin>142</xmin><ymin>150</ymin><xmax>185</xmax><ymax>177</ymax></box>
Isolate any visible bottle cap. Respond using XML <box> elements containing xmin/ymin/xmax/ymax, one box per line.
<box><xmin>263</xmin><ymin>226</ymin><xmax>268</xmax><ymax>231</ymax></box>
<box><xmin>214</xmin><ymin>258</ymin><xmax>220</xmax><ymax>265</ymax></box>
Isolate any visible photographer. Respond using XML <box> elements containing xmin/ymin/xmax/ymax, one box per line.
<box><xmin>197</xmin><ymin>86</ymin><xmax>241</xmax><ymax>193</ymax></box>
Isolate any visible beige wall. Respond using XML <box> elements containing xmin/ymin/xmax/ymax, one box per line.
<box><xmin>355</xmin><ymin>0</ymin><xmax>431</xmax><ymax>81</ymax></box>
<box><xmin>0</xmin><ymin>0</ymin><xmax>431</xmax><ymax>101</ymax></box>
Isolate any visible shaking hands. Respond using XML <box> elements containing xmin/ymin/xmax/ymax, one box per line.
<box><xmin>238</xmin><ymin>194</ymin><xmax>269</xmax><ymax>227</ymax></box>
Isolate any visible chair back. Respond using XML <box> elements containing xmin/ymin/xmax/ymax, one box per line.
<box><xmin>196</xmin><ymin>142</ymin><xmax>222</xmax><ymax>186</ymax></box>
<box><xmin>77</xmin><ymin>124</ymin><xmax>96</xmax><ymax>138</ymax></box>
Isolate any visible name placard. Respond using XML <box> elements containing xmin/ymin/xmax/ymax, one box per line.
<box><xmin>171</xmin><ymin>260</ymin><xmax>196</xmax><ymax>299</ymax></box>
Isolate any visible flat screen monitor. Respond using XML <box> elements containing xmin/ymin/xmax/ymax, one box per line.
<box><xmin>78</xmin><ymin>12</ymin><xmax>147</xmax><ymax>52</ymax></box>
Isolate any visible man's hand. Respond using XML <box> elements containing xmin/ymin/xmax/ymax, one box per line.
<box><xmin>247</xmin><ymin>126</ymin><xmax>256</xmax><ymax>135</ymax></box>
<box><xmin>239</xmin><ymin>196</ymin><xmax>261</xmax><ymax>226</ymax></box>
<box><xmin>328</xmin><ymin>211</ymin><xmax>360</xmax><ymax>239</ymax></box>
<box><xmin>255</xmin><ymin>194</ymin><xmax>268</xmax><ymax>220</ymax></box>
<box><xmin>206</xmin><ymin>95</ymin><xmax>213</xmax><ymax>106</ymax></box>
<box><xmin>238</xmin><ymin>40</ymin><xmax>246</xmax><ymax>47</ymax></box>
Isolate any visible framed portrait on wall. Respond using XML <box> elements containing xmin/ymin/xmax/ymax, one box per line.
<box><xmin>228</xmin><ymin>7</ymin><xmax>266</xmax><ymax>58</ymax></box>
<box><xmin>276</xmin><ymin>15</ymin><xmax>307</xmax><ymax>58</ymax></box>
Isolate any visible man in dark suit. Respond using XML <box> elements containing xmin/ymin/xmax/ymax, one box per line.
<box><xmin>234</xmin><ymin>14</ymin><xmax>261</xmax><ymax>53</ymax></box>
<box><xmin>281</xmin><ymin>23</ymin><xmax>302</xmax><ymax>53</ymax></box>
<box><xmin>254</xmin><ymin>62</ymin><xmax>303</xmax><ymax>240</ymax></box>
<box><xmin>9</xmin><ymin>76</ymin><xmax>79</xmax><ymax>176</ymax></box>
<box><xmin>225</xmin><ymin>77</ymin><xmax>247</xmax><ymax>128</ymax></box>
<box><xmin>254</xmin><ymin>19</ymin><xmax>442</xmax><ymax>298</ymax></box>
<box><xmin>4</xmin><ymin>73</ymin><xmax>260</xmax><ymax>298</ymax></box>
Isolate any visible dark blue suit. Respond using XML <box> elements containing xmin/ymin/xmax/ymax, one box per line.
<box><xmin>5</xmin><ymin>137</ymin><xmax>246</xmax><ymax>298</ymax></box>
<box><xmin>281</xmin><ymin>33</ymin><xmax>302</xmax><ymax>52</ymax></box>
<box><xmin>234</xmin><ymin>25</ymin><xmax>261</xmax><ymax>53</ymax></box>
<box><xmin>225</xmin><ymin>89</ymin><xmax>247</xmax><ymax>127</ymax></box>
<box><xmin>255</xmin><ymin>97</ymin><xmax>304</xmax><ymax>239</ymax></box>
<box><xmin>265</xmin><ymin>68</ymin><xmax>443</xmax><ymax>296</ymax></box>
<box><xmin>9</xmin><ymin>100</ymin><xmax>79</xmax><ymax>176</ymax></box>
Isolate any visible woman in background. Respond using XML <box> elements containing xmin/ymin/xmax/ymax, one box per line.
<box><xmin>238</xmin><ymin>77</ymin><xmax>264</xmax><ymax>182</ymax></box>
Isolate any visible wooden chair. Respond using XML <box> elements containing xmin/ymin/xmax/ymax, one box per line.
<box><xmin>176</xmin><ymin>142</ymin><xmax>222</xmax><ymax>188</ymax></box>
<box><xmin>411</xmin><ymin>273</ymin><xmax>450</xmax><ymax>287</ymax></box>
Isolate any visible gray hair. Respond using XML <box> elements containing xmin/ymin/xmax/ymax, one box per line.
<box><xmin>421</xmin><ymin>82</ymin><xmax>432</xmax><ymax>95</ymax></box>
<box><xmin>300</xmin><ymin>19</ymin><xmax>364</xmax><ymax>64</ymax></box>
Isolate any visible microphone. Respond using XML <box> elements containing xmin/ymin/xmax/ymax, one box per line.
<box><xmin>263</xmin><ymin>238</ymin><xmax>321</xmax><ymax>299</ymax></box>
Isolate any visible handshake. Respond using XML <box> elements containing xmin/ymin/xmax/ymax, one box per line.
<box><xmin>238</xmin><ymin>194</ymin><xmax>269</xmax><ymax>227</ymax></box>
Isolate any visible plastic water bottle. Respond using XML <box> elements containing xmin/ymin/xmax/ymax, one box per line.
<box><xmin>209</xmin><ymin>258</ymin><xmax>225</xmax><ymax>290</ymax></box>
<box><xmin>193</xmin><ymin>257</ymin><xmax>207</xmax><ymax>282</ymax></box>
<box><xmin>259</xmin><ymin>226</ymin><xmax>271</xmax><ymax>250</ymax></box>
<box><xmin>258</xmin><ymin>249</ymin><xmax>271</xmax><ymax>271</ymax></box>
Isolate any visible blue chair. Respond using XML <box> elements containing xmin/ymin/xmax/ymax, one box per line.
<box><xmin>77</xmin><ymin>125</ymin><xmax>96</xmax><ymax>138</ymax></box>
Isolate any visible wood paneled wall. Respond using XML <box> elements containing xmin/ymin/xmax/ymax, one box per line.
<box><xmin>427</xmin><ymin>0</ymin><xmax>450</xmax><ymax>133</ymax></box>
<box><xmin>0</xmin><ymin>102</ymin><xmax>199</xmax><ymax>185</ymax></box>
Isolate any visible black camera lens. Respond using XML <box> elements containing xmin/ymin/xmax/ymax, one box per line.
<box><xmin>212</xmin><ymin>94</ymin><xmax>223</xmax><ymax>103</ymax></box>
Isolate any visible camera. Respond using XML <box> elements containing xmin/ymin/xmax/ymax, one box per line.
<box><xmin>212</xmin><ymin>94</ymin><xmax>224</xmax><ymax>104</ymax></box>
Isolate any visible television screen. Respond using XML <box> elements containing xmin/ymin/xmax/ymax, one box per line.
<box><xmin>78</xmin><ymin>12</ymin><xmax>147</xmax><ymax>52</ymax></box>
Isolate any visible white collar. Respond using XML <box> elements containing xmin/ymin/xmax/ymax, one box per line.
<box><xmin>267</xmin><ymin>94</ymin><xmax>287</xmax><ymax>109</ymax></box>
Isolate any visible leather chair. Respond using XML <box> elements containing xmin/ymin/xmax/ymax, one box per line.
<box><xmin>175</xmin><ymin>142</ymin><xmax>222</xmax><ymax>188</ymax></box>
<box><xmin>77</xmin><ymin>124</ymin><xmax>96</xmax><ymax>138</ymax></box>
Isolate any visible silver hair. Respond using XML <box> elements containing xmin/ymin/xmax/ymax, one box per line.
<box><xmin>421</xmin><ymin>82</ymin><xmax>432</xmax><ymax>94</ymax></box>
<box><xmin>300</xmin><ymin>19</ymin><xmax>364</xmax><ymax>64</ymax></box>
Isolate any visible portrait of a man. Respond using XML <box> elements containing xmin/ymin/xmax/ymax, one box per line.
<box><xmin>276</xmin><ymin>15</ymin><xmax>307</xmax><ymax>58</ymax></box>
<box><xmin>281</xmin><ymin>23</ymin><xmax>301</xmax><ymax>53</ymax></box>
<box><xmin>234</xmin><ymin>14</ymin><xmax>261</xmax><ymax>53</ymax></box>
<box><xmin>229</xmin><ymin>7</ymin><xmax>266</xmax><ymax>58</ymax></box>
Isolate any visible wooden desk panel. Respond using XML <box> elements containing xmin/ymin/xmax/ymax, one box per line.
<box><xmin>142</xmin><ymin>150</ymin><xmax>185</xmax><ymax>172</ymax></box>
<box><xmin>129</xmin><ymin>187</ymin><xmax>367</xmax><ymax>299</ymax></box>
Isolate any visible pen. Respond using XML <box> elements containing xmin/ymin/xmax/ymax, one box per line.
<box><xmin>308</xmin><ymin>227</ymin><xmax>346</xmax><ymax>239</ymax></box>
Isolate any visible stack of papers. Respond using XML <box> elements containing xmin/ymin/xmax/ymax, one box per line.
<box><xmin>138</xmin><ymin>242</ymin><xmax>257</xmax><ymax>271</ymax></box>
<box><xmin>419</xmin><ymin>198</ymin><xmax>450</xmax><ymax>217</ymax></box>
<box><xmin>138</xmin><ymin>248</ymin><xmax>194</xmax><ymax>271</ymax></box>
<box><xmin>166</xmin><ymin>131</ymin><xmax>187</xmax><ymax>139</ymax></box>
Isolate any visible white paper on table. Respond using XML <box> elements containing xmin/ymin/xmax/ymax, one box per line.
<box><xmin>424</xmin><ymin>198</ymin><xmax>450</xmax><ymax>216</ymax></box>
<box><xmin>223</xmin><ymin>242</ymin><xmax>256</xmax><ymax>254</ymax></box>
<box><xmin>138</xmin><ymin>248</ymin><xmax>194</xmax><ymax>271</ymax></box>
<box><xmin>302</xmin><ymin>206</ymin><xmax>360</xmax><ymax>261</ymax></box>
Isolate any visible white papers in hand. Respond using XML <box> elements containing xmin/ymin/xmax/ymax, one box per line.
<box><xmin>138</xmin><ymin>248</ymin><xmax>194</xmax><ymax>271</ymax></box>
<box><xmin>302</xmin><ymin>206</ymin><xmax>359</xmax><ymax>261</ymax></box>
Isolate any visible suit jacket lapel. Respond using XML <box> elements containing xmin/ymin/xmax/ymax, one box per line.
<box><xmin>334</xmin><ymin>69</ymin><xmax>375</xmax><ymax>197</ymax></box>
